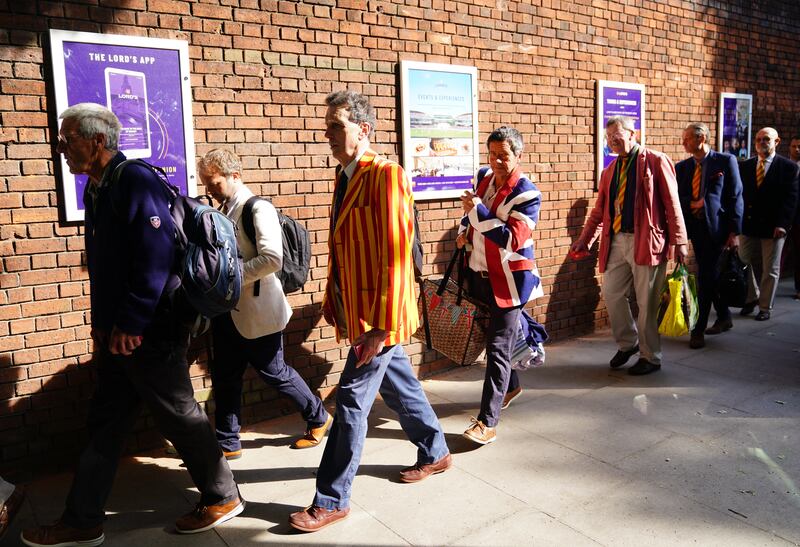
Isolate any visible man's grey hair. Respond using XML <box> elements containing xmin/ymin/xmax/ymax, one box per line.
<box><xmin>685</xmin><ymin>122</ymin><xmax>711</xmax><ymax>142</ymax></box>
<box><xmin>487</xmin><ymin>126</ymin><xmax>524</xmax><ymax>155</ymax></box>
<box><xmin>325</xmin><ymin>90</ymin><xmax>376</xmax><ymax>138</ymax></box>
<box><xmin>606</xmin><ymin>115</ymin><xmax>636</xmax><ymax>133</ymax></box>
<box><xmin>197</xmin><ymin>148</ymin><xmax>242</xmax><ymax>178</ymax></box>
<box><xmin>59</xmin><ymin>102</ymin><xmax>121</xmax><ymax>151</ymax></box>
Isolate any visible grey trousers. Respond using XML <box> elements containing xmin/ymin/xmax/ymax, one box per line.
<box><xmin>739</xmin><ymin>235</ymin><xmax>786</xmax><ymax>311</ymax></box>
<box><xmin>602</xmin><ymin>233</ymin><xmax>667</xmax><ymax>365</ymax></box>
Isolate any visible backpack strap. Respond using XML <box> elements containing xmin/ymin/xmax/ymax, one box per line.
<box><xmin>241</xmin><ymin>195</ymin><xmax>266</xmax><ymax>297</ymax></box>
<box><xmin>108</xmin><ymin>159</ymin><xmax>177</xmax><ymax>217</ymax></box>
<box><xmin>241</xmin><ymin>195</ymin><xmax>264</xmax><ymax>245</ymax></box>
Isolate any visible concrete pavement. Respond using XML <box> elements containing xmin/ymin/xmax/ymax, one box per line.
<box><xmin>6</xmin><ymin>281</ymin><xmax>800</xmax><ymax>546</ymax></box>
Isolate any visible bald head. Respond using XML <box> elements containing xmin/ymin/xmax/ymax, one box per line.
<box><xmin>754</xmin><ymin>127</ymin><xmax>780</xmax><ymax>159</ymax></box>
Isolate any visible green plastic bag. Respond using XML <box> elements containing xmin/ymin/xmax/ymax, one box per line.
<box><xmin>657</xmin><ymin>264</ymin><xmax>699</xmax><ymax>337</ymax></box>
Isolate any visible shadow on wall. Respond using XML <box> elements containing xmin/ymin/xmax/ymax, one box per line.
<box><xmin>543</xmin><ymin>199</ymin><xmax>602</xmax><ymax>339</ymax></box>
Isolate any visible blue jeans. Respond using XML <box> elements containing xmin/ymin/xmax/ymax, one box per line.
<box><xmin>210</xmin><ymin>313</ymin><xmax>328</xmax><ymax>452</ymax></box>
<box><xmin>313</xmin><ymin>344</ymin><xmax>448</xmax><ymax>510</ymax></box>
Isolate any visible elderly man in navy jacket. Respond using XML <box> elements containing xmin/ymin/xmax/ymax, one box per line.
<box><xmin>675</xmin><ymin>123</ymin><xmax>743</xmax><ymax>348</ymax></box>
<box><xmin>22</xmin><ymin>104</ymin><xmax>243</xmax><ymax>547</ymax></box>
<box><xmin>738</xmin><ymin>127</ymin><xmax>800</xmax><ymax>321</ymax></box>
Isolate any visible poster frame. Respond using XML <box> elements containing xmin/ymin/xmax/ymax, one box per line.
<box><xmin>49</xmin><ymin>29</ymin><xmax>195</xmax><ymax>222</ymax></box>
<box><xmin>718</xmin><ymin>92</ymin><xmax>753</xmax><ymax>160</ymax></box>
<box><xmin>399</xmin><ymin>60</ymin><xmax>479</xmax><ymax>201</ymax></box>
<box><xmin>596</xmin><ymin>80</ymin><xmax>646</xmax><ymax>188</ymax></box>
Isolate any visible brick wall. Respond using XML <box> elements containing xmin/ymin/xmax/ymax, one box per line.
<box><xmin>1</xmin><ymin>0</ymin><xmax>798</xmax><ymax>472</ymax></box>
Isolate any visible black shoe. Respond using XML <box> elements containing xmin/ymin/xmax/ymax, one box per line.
<box><xmin>689</xmin><ymin>332</ymin><xmax>705</xmax><ymax>349</ymax></box>
<box><xmin>628</xmin><ymin>358</ymin><xmax>661</xmax><ymax>376</ymax></box>
<box><xmin>740</xmin><ymin>301</ymin><xmax>757</xmax><ymax>316</ymax></box>
<box><xmin>705</xmin><ymin>318</ymin><xmax>733</xmax><ymax>335</ymax></box>
<box><xmin>754</xmin><ymin>310</ymin><xmax>770</xmax><ymax>321</ymax></box>
<box><xmin>610</xmin><ymin>344</ymin><xmax>639</xmax><ymax>368</ymax></box>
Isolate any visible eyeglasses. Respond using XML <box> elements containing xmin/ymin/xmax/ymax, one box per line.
<box><xmin>56</xmin><ymin>133</ymin><xmax>82</xmax><ymax>148</ymax></box>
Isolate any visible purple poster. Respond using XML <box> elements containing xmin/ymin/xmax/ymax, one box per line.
<box><xmin>50</xmin><ymin>30</ymin><xmax>195</xmax><ymax>222</ymax></box>
<box><xmin>601</xmin><ymin>86</ymin><xmax>644</xmax><ymax>168</ymax></box>
<box><xmin>719</xmin><ymin>94</ymin><xmax>752</xmax><ymax>160</ymax></box>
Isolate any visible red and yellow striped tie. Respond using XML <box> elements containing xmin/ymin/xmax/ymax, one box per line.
<box><xmin>756</xmin><ymin>158</ymin><xmax>765</xmax><ymax>188</ymax></box>
<box><xmin>692</xmin><ymin>162</ymin><xmax>701</xmax><ymax>199</ymax></box>
<box><xmin>613</xmin><ymin>157</ymin><xmax>629</xmax><ymax>233</ymax></box>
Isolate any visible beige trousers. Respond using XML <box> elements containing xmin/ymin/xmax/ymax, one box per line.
<box><xmin>738</xmin><ymin>235</ymin><xmax>785</xmax><ymax>311</ymax></box>
<box><xmin>602</xmin><ymin>233</ymin><xmax>667</xmax><ymax>365</ymax></box>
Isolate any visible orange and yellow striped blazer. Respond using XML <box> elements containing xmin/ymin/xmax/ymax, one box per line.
<box><xmin>322</xmin><ymin>150</ymin><xmax>419</xmax><ymax>346</ymax></box>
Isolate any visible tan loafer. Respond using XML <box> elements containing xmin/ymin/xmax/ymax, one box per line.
<box><xmin>175</xmin><ymin>496</ymin><xmax>245</xmax><ymax>534</ymax></box>
<box><xmin>291</xmin><ymin>413</ymin><xmax>334</xmax><ymax>449</ymax></box>
<box><xmin>289</xmin><ymin>505</ymin><xmax>349</xmax><ymax>533</ymax></box>
<box><xmin>399</xmin><ymin>453</ymin><xmax>452</xmax><ymax>483</ymax></box>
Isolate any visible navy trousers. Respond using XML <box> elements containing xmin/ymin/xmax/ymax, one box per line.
<box><xmin>313</xmin><ymin>344</ymin><xmax>448</xmax><ymax>510</ymax></box>
<box><xmin>62</xmin><ymin>328</ymin><xmax>238</xmax><ymax>529</ymax></box>
<box><xmin>210</xmin><ymin>313</ymin><xmax>328</xmax><ymax>452</ymax></box>
<box><xmin>467</xmin><ymin>271</ymin><xmax>521</xmax><ymax>428</ymax></box>
<box><xmin>690</xmin><ymin>222</ymin><xmax>730</xmax><ymax>335</ymax></box>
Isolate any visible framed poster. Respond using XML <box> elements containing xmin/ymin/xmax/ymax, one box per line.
<box><xmin>49</xmin><ymin>29</ymin><xmax>195</xmax><ymax>222</ymax></box>
<box><xmin>596</xmin><ymin>80</ymin><xmax>646</xmax><ymax>185</ymax></box>
<box><xmin>718</xmin><ymin>93</ymin><xmax>753</xmax><ymax>160</ymax></box>
<box><xmin>400</xmin><ymin>61</ymin><xmax>479</xmax><ymax>200</ymax></box>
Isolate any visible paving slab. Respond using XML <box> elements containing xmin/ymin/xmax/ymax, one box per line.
<box><xmin>9</xmin><ymin>280</ymin><xmax>799</xmax><ymax>546</ymax></box>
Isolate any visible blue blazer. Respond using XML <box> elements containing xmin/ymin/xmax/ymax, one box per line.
<box><xmin>739</xmin><ymin>154</ymin><xmax>799</xmax><ymax>238</ymax></box>
<box><xmin>675</xmin><ymin>150</ymin><xmax>743</xmax><ymax>244</ymax></box>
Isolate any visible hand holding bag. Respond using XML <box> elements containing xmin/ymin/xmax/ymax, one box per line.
<box><xmin>411</xmin><ymin>248</ymin><xmax>489</xmax><ymax>366</ymax></box>
<box><xmin>657</xmin><ymin>263</ymin><xmax>699</xmax><ymax>337</ymax></box>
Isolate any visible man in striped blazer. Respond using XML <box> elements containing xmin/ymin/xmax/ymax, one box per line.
<box><xmin>289</xmin><ymin>90</ymin><xmax>450</xmax><ymax>533</ymax></box>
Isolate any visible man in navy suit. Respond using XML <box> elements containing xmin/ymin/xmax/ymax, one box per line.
<box><xmin>738</xmin><ymin>127</ymin><xmax>800</xmax><ymax>321</ymax></box>
<box><xmin>676</xmin><ymin>123</ymin><xmax>743</xmax><ymax>348</ymax></box>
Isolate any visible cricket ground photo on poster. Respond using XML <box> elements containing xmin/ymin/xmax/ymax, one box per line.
<box><xmin>400</xmin><ymin>61</ymin><xmax>479</xmax><ymax>200</ymax></box>
<box><xmin>718</xmin><ymin>93</ymin><xmax>752</xmax><ymax>161</ymax></box>
<box><xmin>49</xmin><ymin>30</ymin><xmax>195</xmax><ymax>222</ymax></box>
<box><xmin>596</xmin><ymin>80</ymin><xmax>646</xmax><ymax>186</ymax></box>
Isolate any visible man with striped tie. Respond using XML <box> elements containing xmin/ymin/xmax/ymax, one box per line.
<box><xmin>738</xmin><ymin>128</ymin><xmax>800</xmax><ymax>321</ymax></box>
<box><xmin>289</xmin><ymin>90</ymin><xmax>450</xmax><ymax>533</ymax></box>
<box><xmin>571</xmin><ymin>116</ymin><xmax>688</xmax><ymax>375</ymax></box>
<box><xmin>675</xmin><ymin>123</ymin><xmax>743</xmax><ymax>348</ymax></box>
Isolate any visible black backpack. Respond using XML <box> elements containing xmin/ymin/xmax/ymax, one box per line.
<box><xmin>110</xmin><ymin>160</ymin><xmax>243</xmax><ymax>322</ymax></box>
<box><xmin>241</xmin><ymin>196</ymin><xmax>311</xmax><ymax>295</ymax></box>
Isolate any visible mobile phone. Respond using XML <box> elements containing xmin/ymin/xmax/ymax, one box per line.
<box><xmin>105</xmin><ymin>67</ymin><xmax>151</xmax><ymax>159</ymax></box>
<box><xmin>354</xmin><ymin>343</ymin><xmax>365</xmax><ymax>361</ymax></box>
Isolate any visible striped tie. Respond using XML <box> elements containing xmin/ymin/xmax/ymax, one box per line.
<box><xmin>756</xmin><ymin>158</ymin><xmax>765</xmax><ymax>188</ymax></box>
<box><xmin>613</xmin><ymin>157</ymin><xmax>629</xmax><ymax>233</ymax></box>
<box><xmin>692</xmin><ymin>162</ymin><xmax>701</xmax><ymax>199</ymax></box>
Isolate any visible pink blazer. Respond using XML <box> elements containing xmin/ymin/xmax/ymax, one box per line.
<box><xmin>579</xmin><ymin>147</ymin><xmax>688</xmax><ymax>273</ymax></box>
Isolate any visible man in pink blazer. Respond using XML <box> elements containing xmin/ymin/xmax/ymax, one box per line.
<box><xmin>571</xmin><ymin>116</ymin><xmax>688</xmax><ymax>375</ymax></box>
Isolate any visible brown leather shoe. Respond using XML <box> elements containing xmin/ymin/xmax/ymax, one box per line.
<box><xmin>501</xmin><ymin>386</ymin><xmax>522</xmax><ymax>410</ymax></box>
<box><xmin>291</xmin><ymin>413</ymin><xmax>334</xmax><ymax>449</ymax></box>
<box><xmin>0</xmin><ymin>485</ymin><xmax>24</xmax><ymax>540</ymax></box>
<box><xmin>223</xmin><ymin>449</ymin><xmax>242</xmax><ymax>460</ymax></box>
<box><xmin>689</xmin><ymin>332</ymin><xmax>705</xmax><ymax>349</ymax></box>
<box><xmin>399</xmin><ymin>453</ymin><xmax>452</xmax><ymax>483</ymax></box>
<box><xmin>175</xmin><ymin>496</ymin><xmax>245</xmax><ymax>534</ymax></box>
<box><xmin>705</xmin><ymin>318</ymin><xmax>733</xmax><ymax>335</ymax></box>
<box><xmin>21</xmin><ymin>520</ymin><xmax>104</xmax><ymax>547</ymax></box>
<box><xmin>289</xmin><ymin>505</ymin><xmax>350</xmax><ymax>532</ymax></box>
